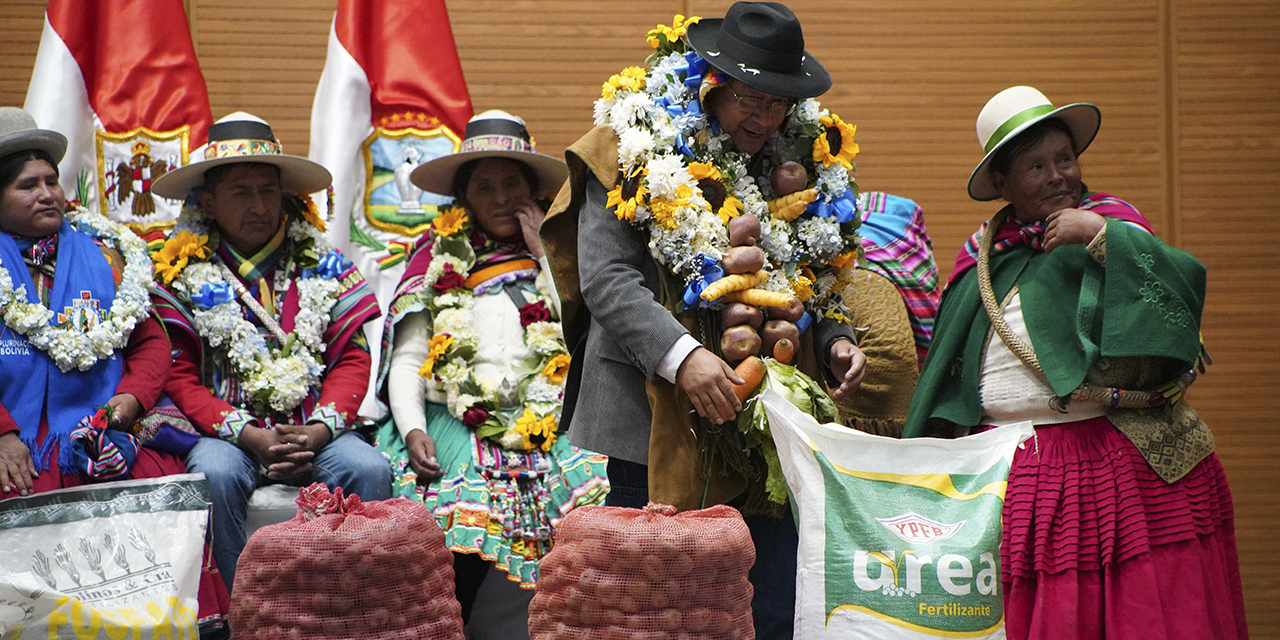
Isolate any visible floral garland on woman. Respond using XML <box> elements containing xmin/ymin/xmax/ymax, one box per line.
<box><xmin>0</xmin><ymin>206</ymin><xmax>151</xmax><ymax>372</ymax></box>
<box><xmin>594</xmin><ymin>15</ymin><xmax>864</xmax><ymax>321</ymax></box>
<box><xmin>416</xmin><ymin>207</ymin><xmax>570</xmax><ymax>453</ymax></box>
<box><xmin>151</xmin><ymin>197</ymin><xmax>345</xmax><ymax>418</ymax></box>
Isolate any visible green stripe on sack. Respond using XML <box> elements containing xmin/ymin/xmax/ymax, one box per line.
<box><xmin>0</xmin><ymin>474</ymin><xmax>211</xmax><ymax>530</ymax></box>
<box><xmin>984</xmin><ymin>105</ymin><xmax>1056</xmax><ymax>153</ymax></box>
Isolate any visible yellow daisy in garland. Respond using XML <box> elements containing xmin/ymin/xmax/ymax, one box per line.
<box><xmin>433</xmin><ymin>206</ymin><xmax>469</xmax><ymax>236</ymax></box>
<box><xmin>647</xmin><ymin>14</ymin><xmax>700</xmax><ymax>49</ymax></box>
<box><xmin>813</xmin><ymin>114</ymin><xmax>860</xmax><ymax>170</ymax></box>
<box><xmin>514</xmin><ymin>409</ymin><xmax>559</xmax><ymax>452</ymax></box>
<box><xmin>601</xmin><ymin>66</ymin><xmax>647</xmax><ymax>101</ymax></box>
<box><xmin>827</xmin><ymin>249</ymin><xmax>861</xmax><ymax>269</ymax></box>
<box><xmin>541</xmin><ymin>354</ymin><xmax>572</xmax><ymax>384</ymax></box>
<box><xmin>418</xmin><ymin>334</ymin><xmax>454</xmax><ymax>377</ymax></box>
<box><xmin>152</xmin><ymin>230</ymin><xmax>210</xmax><ymax>284</ymax></box>
<box><xmin>792</xmin><ymin>274</ymin><xmax>815</xmax><ymax>303</ymax></box>
<box><xmin>299</xmin><ymin>194</ymin><xmax>327</xmax><ymax>232</ymax></box>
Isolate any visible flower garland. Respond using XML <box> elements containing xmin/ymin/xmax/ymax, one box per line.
<box><xmin>153</xmin><ymin>197</ymin><xmax>345</xmax><ymax>418</ymax></box>
<box><xmin>0</xmin><ymin>206</ymin><xmax>152</xmax><ymax>372</ymax></box>
<box><xmin>416</xmin><ymin>207</ymin><xmax>570</xmax><ymax>453</ymax></box>
<box><xmin>594</xmin><ymin>15</ymin><xmax>864</xmax><ymax>321</ymax></box>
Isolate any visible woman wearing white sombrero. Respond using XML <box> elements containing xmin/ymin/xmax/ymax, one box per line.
<box><xmin>904</xmin><ymin>87</ymin><xmax>1247</xmax><ymax>639</ymax></box>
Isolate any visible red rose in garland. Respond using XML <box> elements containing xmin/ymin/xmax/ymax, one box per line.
<box><xmin>519</xmin><ymin>301</ymin><xmax>551</xmax><ymax>327</ymax></box>
<box><xmin>432</xmin><ymin>264</ymin><xmax>467</xmax><ymax>294</ymax></box>
<box><xmin>462</xmin><ymin>407</ymin><xmax>490</xmax><ymax>428</ymax></box>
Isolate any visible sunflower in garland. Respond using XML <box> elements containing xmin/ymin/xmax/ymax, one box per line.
<box><xmin>433</xmin><ymin>206</ymin><xmax>469</xmax><ymax>236</ymax></box>
<box><xmin>813</xmin><ymin>113</ymin><xmax>860</xmax><ymax>170</ymax></box>
<box><xmin>606</xmin><ymin>169</ymin><xmax>649</xmax><ymax>222</ymax></box>
<box><xmin>687</xmin><ymin>162</ymin><xmax>743</xmax><ymax>223</ymax></box>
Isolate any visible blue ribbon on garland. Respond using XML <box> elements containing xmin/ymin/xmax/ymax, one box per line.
<box><xmin>682</xmin><ymin>254</ymin><xmax>724</xmax><ymax>308</ymax></box>
<box><xmin>678</xmin><ymin>51</ymin><xmax>708</xmax><ymax>87</ymax></box>
<box><xmin>192</xmin><ymin>282</ymin><xmax>235</xmax><ymax>310</ymax></box>
<box><xmin>809</xmin><ymin>189</ymin><xmax>859</xmax><ymax>223</ymax></box>
<box><xmin>303</xmin><ymin>251</ymin><xmax>352</xmax><ymax>280</ymax></box>
<box><xmin>795</xmin><ymin>311</ymin><xmax>813</xmax><ymax>334</ymax></box>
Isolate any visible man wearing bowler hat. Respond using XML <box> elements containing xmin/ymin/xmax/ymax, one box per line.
<box><xmin>541</xmin><ymin>3</ymin><xmax>866</xmax><ymax>636</ymax></box>
<box><xmin>150</xmin><ymin>113</ymin><xmax>391</xmax><ymax>592</ymax></box>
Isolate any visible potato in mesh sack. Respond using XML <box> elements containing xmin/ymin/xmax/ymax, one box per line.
<box><xmin>230</xmin><ymin>483</ymin><xmax>463</xmax><ymax>639</ymax></box>
<box><xmin>529</xmin><ymin>503</ymin><xmax>755</xmax><ymax>640</ymax></box>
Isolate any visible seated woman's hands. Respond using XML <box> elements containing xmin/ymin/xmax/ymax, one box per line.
<box><xmin>404</xmin><ymin>429</ymin><xmax>443</xmax><ymax>482</ymax></box>
<box><xmin>1044</xmin><ymin>208</ymin><xmax>1106</xmax><ymax>252</ymax></box>
<box><xmin>514</xmin><ymin>201</ymin><xmax>547</xmax><ymax>259</ymax></box>
<box><xmin>0</xmin><ymin>432</ymin><xmax>37</xmax><ymax>496</ymax></box>
<box><xmin>105</xmin><ymin>393</ymin><xmax>142</xmax><ymax>431</ymax></box>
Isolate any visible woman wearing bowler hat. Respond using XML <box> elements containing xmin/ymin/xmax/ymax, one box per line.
<box><xmin>541</xmin><ymin>3</ymin><xmax>868</xmax><ymax>637</ymax></box>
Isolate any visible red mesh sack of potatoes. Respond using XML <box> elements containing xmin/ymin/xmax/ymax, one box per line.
<box><xmin>230</xmin><ymin>483</ymin><xmax>463</xmax><ymax>640</ymax></box>
<box><xmin>529</xmin><ymin>502</ymin><xmax>755</xmax><ymax>640</ymax></box>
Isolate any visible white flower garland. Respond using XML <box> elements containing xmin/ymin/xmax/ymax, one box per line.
<box><xmin>416</xmin><ymin>211</ymin><xmax>571</xmax><ymax>453</ymax></box>
<box><xmin>593</xmin><ymin>29</ymin><xmax>864</xmax><ymax>320</ymax></box>
<box><xmin>0</xmin><ymin>206</ymin><xmax>151</xmax><ymax>372</ymax></box>
<box><xmin>163</xmin><ymin>206</ymin><xmax>343</xmax><ymax>416</ymax></box>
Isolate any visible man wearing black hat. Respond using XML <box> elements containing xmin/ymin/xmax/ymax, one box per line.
<box><xmin>542</xmin><ymin>3</ymin><xmax>864</xmax><ymax>636</ymax></box>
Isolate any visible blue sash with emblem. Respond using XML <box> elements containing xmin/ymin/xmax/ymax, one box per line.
<box><xmin>0</xmin><ymin>219</ymin><xmax>122</xmax><ymax>474</ymax></box>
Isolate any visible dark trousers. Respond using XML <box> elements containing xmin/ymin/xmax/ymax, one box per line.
<box><xmin>453</xmin><ymin>551</ymin><xmax>491</xmax><ymax>623</ymax></box>
<box><xmin>603</xmin><ymin>458</ymin><xmax>797</xmax><ymax>640</ymax></box>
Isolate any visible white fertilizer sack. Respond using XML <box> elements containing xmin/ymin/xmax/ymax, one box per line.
<box><xmin>0</xmin><ymin>474</ymin><xmax>209</xmax><ymax>639</ymax></box>
<box><xmin>764</xmin><ymin>390</ymin><xmax>1032</xmax><ymax>639</ymax></box>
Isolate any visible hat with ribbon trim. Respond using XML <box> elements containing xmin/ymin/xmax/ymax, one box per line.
<box><xmin>0</xmin><ymin>107</ymin><xmax>67</xmax><ymax>164</ymax></box>
<box><xmin>968</xmin><ymin>86</ymin><xmax>1101</xmax><ymax>201</ymax></box>
<box><xmin>151</xmin><ymin>112</ymin><xmax>332</xmax><ymax>199</ymax></box>
<box><xmin>410</xmin><ymin>110</ymin><xmax>568</xmax><ymax>199</ymax></box>
<box><xmin>685</xmin><ymin>1</ymin><xmax>830</xmax><ymax>99</ymax></box>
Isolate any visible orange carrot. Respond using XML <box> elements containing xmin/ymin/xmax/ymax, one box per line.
<box><xmin>773</xmin><ymin>338</ymin><xmax>795</xmax><ymax>365</ymax></box>
<box><xmin>730</xmin><ymin>356</ymin><xmax>766</xmax><ymax>402</ymax></box>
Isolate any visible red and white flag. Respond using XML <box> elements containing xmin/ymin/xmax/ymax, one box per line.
<box><xmin>24</xmin><ymin>0</ymin><xmax>213</xmax><ymax>231</ymax></box>
<box><xmin>310</xmin><ymin>0</ymin><xmax>473</xmax><ymax>416</ymax></box>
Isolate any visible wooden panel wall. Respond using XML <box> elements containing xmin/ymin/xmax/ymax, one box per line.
<box><xmin>0</xmin><ymin>0</ymin><xmax>1276</xmax><ymax>634</ymax></box>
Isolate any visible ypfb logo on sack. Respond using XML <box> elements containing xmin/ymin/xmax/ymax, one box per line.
<box><xmin>819</xmin><ymin>456</ymin><xmax>1007</xmax><ymax>635</ymax></box>
<box><xmin>877</xmin><ymin>513</ymin><xmax>964</xmax><ymax>544</ymax></box>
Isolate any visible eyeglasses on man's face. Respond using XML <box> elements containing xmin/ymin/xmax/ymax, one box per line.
<box><xmin>729</xmin><ymin>88</ymin><xmax>797</xmax><ymax>118</ymax></box>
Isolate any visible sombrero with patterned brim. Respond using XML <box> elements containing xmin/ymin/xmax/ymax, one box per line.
<box><xmin>410</xmin><ymin>110</ymin><xmax>568</xmax><ymax>199</ymax></box>
<box><xmin>151</xmin><ymin>112</ymin><xmax>331</xmax><ymax>199</ymax></box>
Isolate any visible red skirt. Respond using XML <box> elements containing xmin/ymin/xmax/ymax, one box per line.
<box><xmin>1000</xmin><ymin>416</ymin><xmax>1248</xmax><ymax>640</ymax></box>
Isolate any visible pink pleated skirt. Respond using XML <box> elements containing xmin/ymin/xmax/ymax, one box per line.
<box><xmin>999</xmin><ymin>416</ymin><xmax>1248</xmax><ymax>640</ymax></box>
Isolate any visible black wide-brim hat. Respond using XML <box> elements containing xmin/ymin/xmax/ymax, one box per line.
<box><xmin>686</xmin><ymin>1</ymin><xmax>831</xmax><ymax>99</ymax></box>
<box><xmin>152</xmin><ymin>112</ymin><xmax>332</xmax><ymax>200</ymax></box>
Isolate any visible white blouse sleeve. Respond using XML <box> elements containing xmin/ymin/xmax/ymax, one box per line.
<box><xmin>387</xmin><ymin>310</ymin><xmax>431</xmax><ymax>440</ymax></box>
<box><xmin>537</xmin><ymin>254</ymin><xmax>562</xmax><ymax>317</ymax></box>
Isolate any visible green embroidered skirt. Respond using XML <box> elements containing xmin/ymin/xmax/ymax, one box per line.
<box><xmin>374</xmin><ymin>402</ymin><xmax>609</xmax><ymax>587</ymax></box>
